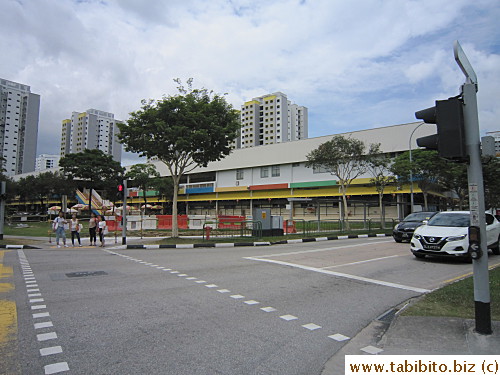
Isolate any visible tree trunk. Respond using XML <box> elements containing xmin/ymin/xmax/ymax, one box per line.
<box><xmin>171</xmin><ymin>177</ymin><xmax>180</xmax><ymax>238</ymax></box>
<box><xmin>88</xmin><ymin>187</ymin><xmax>93</xmax><ymax>214</ymax></box>
<box><xmin>379</xmin><ymin>191</ymin><xmax>385</xmax><ymax>229</ymax></box>
<box><xmin>423</xmin><ymin>192</ymin><xmax>428</xmax><ymax>211</ymax></box>
<box><xmin>341</xmin><ymin>184</ymin><xmax>350</xmax><ymax>231</ymax></box>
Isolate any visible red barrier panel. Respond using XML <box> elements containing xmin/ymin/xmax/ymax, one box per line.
<box><xmin>284</xmin><ymin>220</ymin><xmax>297</xmax><ymax>234</ymax></box>
<box><xmin>156</xmin><ymin>215</ymin><xmax>188</xmax><ymax>229</ymax></box>
<box><xmin>217</xmin><ymin>215</ymin><xmax>245</xmax><ymax>229</ymax></box>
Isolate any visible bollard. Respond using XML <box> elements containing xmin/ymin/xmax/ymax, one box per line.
<box><xmin>205</xmin><ymin>226</ymin><xmax>212</xmax><ymax>240</ymax></box>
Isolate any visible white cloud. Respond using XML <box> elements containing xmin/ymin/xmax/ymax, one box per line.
<box><xmin>1</xmin><ymin>0</ymin><xmax>499</xmax><ymax>160</ymax></box>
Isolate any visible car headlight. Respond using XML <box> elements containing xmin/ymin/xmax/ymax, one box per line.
<box><xmin>394</xmin><ymin>224</ymin><xmax>400</xmax><ymax>230</ymax></box>
<box><xmin>413</xmin><ymin>234</ymin><xmax>422</xmax><ymax>240</ymax></box>
<box><xmin>446</xmin><ymin>235</ymin><xmax>467</xmax><ymax>242</ymax></box>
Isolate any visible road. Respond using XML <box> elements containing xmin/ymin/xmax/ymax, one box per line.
<box><xmin>2</xmin><ymin>238</ymin><xmax>499</xmax><ymax>374</ymax></box>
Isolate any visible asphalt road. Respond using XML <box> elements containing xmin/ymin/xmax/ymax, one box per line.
<box><xmin>4</xmin><ymin>238</ymin><xmax>500</xmax><ymax>374</ymax></box>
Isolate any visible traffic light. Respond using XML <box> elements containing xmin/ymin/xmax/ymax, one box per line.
<box><xmin>415</xmin><ymin>96</ymin><xmax>467</xmax><ymax>160</ymax></box>
<box><xmin>468</xmin><ymin>225</ymin><xmax>482</xmax><ymax>260</ymax></box>
<box><xmin>117</xmin><ymin>184</ymin><xmax>124</xmax><ymax>193</ymax></box>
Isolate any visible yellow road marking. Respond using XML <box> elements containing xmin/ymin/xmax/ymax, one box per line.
<box><xmin>443</xmin><ymin>261</ymin><xmax>500</xmax><ymax>284</ymax></box>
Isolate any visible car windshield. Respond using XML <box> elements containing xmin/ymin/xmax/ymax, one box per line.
<box><xmin>403</xmin><ymin>212</ymin><xmax>433</xmax><ymax>222</ymax></box>
<box><xmin>427</xmin><ymin>213</ymin><xmax>470</xmax><ymax>227</ymax></box>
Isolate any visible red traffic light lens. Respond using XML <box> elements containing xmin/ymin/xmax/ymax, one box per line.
<box><xmin>118</xmin><ymin>184</ymin><xmax>124</xmax><ymax>192</ymax></box>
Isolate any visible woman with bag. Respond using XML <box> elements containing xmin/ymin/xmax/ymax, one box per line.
<box><xmin>53</xmin><ymin>211</ymin><xmax>68</xmax><ymax>248</ymax></box>
<box><xmin>97</xmin><ymin>215</ymin><xmax>108</xmax><ymax>247</ymax></box>
<box><xmin>70</xmin><ymin>214</ymin><xmax>82</xmax><ymax>247</ymax></box>
<box><xmin>88</xmin><ymin>213</ymin><xmax>97</xmax><ymax>246</ymax></box>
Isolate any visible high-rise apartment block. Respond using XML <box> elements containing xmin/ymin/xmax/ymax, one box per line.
<box><xmin>60</xmin><ymin>109</ymin><xmax>122</xmax><ymax>163</ymax></box>
<box><xmin>239</xmin><ymin>92</ymin><xmax>308</xmax><ymax>148</ymax></box>
<box><xmin>0</xmin><ymin>78</ymin><xmax>40</xmax><ymax>176</ymax></box>
<box><xmin>35</xmin><ymin>154</ymin><xmax>60</xmax><ymax>171</ymax></box>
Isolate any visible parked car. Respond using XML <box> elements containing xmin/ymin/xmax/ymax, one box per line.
<box><xmin>393</xmin><ymin>211</ymin><xmax>437</xmax><ymax>242</ymax></box>
<box><xmin>410</xmin><ymin>211</ymin><xmax>500</xmax><ymax>260</ymax></box>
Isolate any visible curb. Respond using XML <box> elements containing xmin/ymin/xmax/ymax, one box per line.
<box><xmin>123</xmin><ymin>233</ymin><xmax>392</xmax><ymax>249</ymax></box>
<box><xmin>0</xmin><ymin>245</ymin><xmax>40</xmax><ymax>249</ymax></box>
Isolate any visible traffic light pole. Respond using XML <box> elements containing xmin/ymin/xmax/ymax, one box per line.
<box><xmin>122</xmin><ymin>179</ymin><xmax>127</xmax><ymax>245</ymax></box>
<box><xmin>462</xmin><ymin>81</ymin><xmax>491</xmax><ymax>334</ymax></box>
<box><xmin>0</xmin><ymin>181</ymin><xmax>5</xmax><ymax>240</ymax></box>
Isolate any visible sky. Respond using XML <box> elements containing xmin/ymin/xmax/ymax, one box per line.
<box><xmin>1</xmin><ymin>0</ymin><xmax>500</xmax><ymax>166</ymax></box>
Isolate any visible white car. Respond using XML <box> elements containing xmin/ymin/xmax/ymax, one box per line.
<box><xmin>410</xmin><ymin>211</ymin><xmax>500</xmax><ymax>260</ymax></box>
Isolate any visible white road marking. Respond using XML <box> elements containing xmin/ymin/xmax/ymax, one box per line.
<box><xmin>361</xmin><ymin>345</ymin><xmax>384</xmax><ymax>355</ymax></box>
<box><xmin>34</xmin><ymin>322</ymin><xmax>54</xmax><ymax>329</ymax></box>
<box><xmin>186</xmin><ymin>277</ymin><xmax>197</xmax><ymax>280</ymax></box>
<box><xmin>247</xmin><ymin>240</ymin><xmax>394</xmax><ymax>259</ymax></box>
<box><xmin>244</xmin><ymin>300</ymin><xmax>259</xmax><ymax>305</ymax></box>
<box><xmin>321</xmin><ymin>254</ymin><xmax>403</xmax><ymax>269</ymax></box>
<box><xmin>328</xmin><ymin>333</ymin><xmax>350</xmax><ymax>341</ymax></box>
<box><xmin>245</xmin><ymin>257</ymin><xmax>430</xmax><ymax>294</ymax></box>
<box><xmin>302</xmin><ymin>323</ymin><xmax>321</xmax><ymax>331</ymax></box>
<box><xmin>27</xmin><ymin>289</ymin><xmax>40</xmax><ymax>293</ymax></box>
<box><xmin>217</xmin><ymin>289</ymin><xmax>231</xmax><ymax>293</ymax></box>
<box><xmin>44</xmin><ymin>362</ymin><xmax>69</xmax><ymax>374</ymax></box>
<box><xmin>170</xmin><ymin>271</ymin><xmax>179</xmax><ymax>274</ymax></box>
<box><xmin>260</xmin><ymin>307</ymin><xmax>277</xmax><ymax>312</ymax></box>
<box><xmin>28</xmin><ymin>293</ymin><xmax>42</xmax><ymax>297</ymax></box>
<box><xmin>280</xmin><ymin>315</ymin><xmax>298</xmax><ymax>321</ymax></box>
<box><xmin>40</xmin><ymin>346</ymin><xmax>63</xmax><ymax>356</ymax></box>
<box><xmin>30</xmin><ymin>298</ymin><xmax>45</xmax><ymax>303</ymax></box>
<box><xmin>205</xmin><ymin>284</ymin><xmax>218</xmax><ymax>288</ymax></box>
<box><xmin>31</xmin><ymin>305</ymin><xmax>47</xmax><ymax>310</ymax></box>
<box><xmin>177</xmin><ymin>274</ymin><xmax>188</xmax><ymax>277</ymax></box>
<box><xmin>195</xmin><ymin>280</ymin><xmax>207</xmax><ymax>284</ymax></box>
<box><xmin>33</xmin><ymin>312</ymin><xmax>51</xmax><ymax>319</ymax></box>
<box><xmin>37</xmin><ymin>332</ymin><xmax>58</xmax><ymax>341</ymax></box>
<box><xmin>230</xmin><ymin>295</ymin><xmax>245</xmax><ymax>299</ymax></box>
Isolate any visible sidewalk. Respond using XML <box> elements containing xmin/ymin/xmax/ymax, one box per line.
<box><xmin>322</xmin><ymin>314</ymin><xmax>500</xmax><ymax>374</ymax></box>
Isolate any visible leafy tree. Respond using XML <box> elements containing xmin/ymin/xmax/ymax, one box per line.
<box><xmin>390</xmin><ymin>149</ymin><xmax>446</xmax><ymax>211</ymax></box>
<box><xmin>151</xmin><ymin>176</ymin><xmax>174</xmax><ymax>214</ymax></box>
<box><xmin>440</xmin><ymin>162</ymin><xmax>468</xmax><ymax>210</ymax></box>
<box><xmin>126</xmin><ymin>164</ymin><xmax>160</xmax><ymax>212</ymax></box>
<box><xmin>482</xmin><ymin>157</ymin><xmax>500</xmax><ymax>210</ymax></box>
<box><xmin>59</xmin><ymin>149</ymin><xmax>124</xmax><ymax>211</ymax></box>
<box><xmin>305</xmin><ymin>135</ymin><xmax>379</xmax><ymax>229</ymax></box>
<box><xmin>117</xmin><ymin>79</ymin><xmax>240</xmax><ymax>237</ymax></box>
<box><xmin>366</xmin><ymin>147</ymin><xmax>396</xmax><ymax>228</ymax></box>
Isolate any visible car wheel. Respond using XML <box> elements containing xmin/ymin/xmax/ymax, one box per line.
<box><xmin>492</xmin><ymin>235</ymin><xmax>500</xmax><ymax>255</ymax></box>
<box><xmin>413</xmin><ymin>253</ymin><xmax>426</xmax><ymax>259</ymax></box>
<box><xmin>394</xmin><ymin>238</ymin><xmax>402</xmax><ymax>243</ymax></box>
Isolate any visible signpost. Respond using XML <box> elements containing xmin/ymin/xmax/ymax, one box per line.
<box><xmin>454</xmin><ymin>40</ymin><xmax>491</xmax><ymax>334</ymax></box>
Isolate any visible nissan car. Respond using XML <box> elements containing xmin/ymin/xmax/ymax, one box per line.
<box><xmin>410</xmin><ymin>211</ymin><xmax>500</xmax><ymax>260</ymax></box>
<box><xmin>393</xmin><ymin>211</ymin><xmax>437</xmax><ymax>242</ymax></box>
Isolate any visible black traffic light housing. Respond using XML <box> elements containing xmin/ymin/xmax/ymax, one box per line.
<box><xmin>117</xmin><ymin>184</ymin><xmax>124</xmax><ymax>193</ymax></box>
<box><xmin>415</xmin><ymin>96</ymin><xmax>467</xmax><ymax>161</ymax></box>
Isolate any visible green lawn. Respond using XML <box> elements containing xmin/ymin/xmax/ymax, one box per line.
<box><xmin>403</xmin><ymin>265</ymin><xmax>500</xmax><ymax>320</ymax></box>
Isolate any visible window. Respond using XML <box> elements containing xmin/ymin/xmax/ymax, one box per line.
<box><xmin>261</xmin><ymin>167</ymin><xmax>269</xmax><ymax>178</ymax></box>
<box><xmin>272</xmin><ymin>165</ymin><xmax>280</xmax><ymax>177</ymax></box>
<box><xmin>236</xmin><ymin>169</ymin><xmax>244</xmax><ymax>180</ymax></box>
<box><xmin>313</xmin><ymin>165</ymin><xmax>331</xmax><ymax>174</ymax></box>
<box><xmin>292</xmin><ymin>163</ymin><xmax>300</xmax><ymax>167</ymax></box>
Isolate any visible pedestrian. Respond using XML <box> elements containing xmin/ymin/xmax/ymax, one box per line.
<box><xmin>88</xmin><ymin>213</ymin><xmax>97</xmax><ymax>246</ymax></box>
<box><xmin>70</xmin><ymin>213</ymin><xmax>82</xmax><ymax>247</ymax></box>
<box><xmin>97</xmin><ymin>215</ymin><xmax>108</xmax><ymax>247</ymax></box>
<box><xmin>53</xmin><ymin>211</ymin><xmax>68</xmax><ymax>248</ymax></box>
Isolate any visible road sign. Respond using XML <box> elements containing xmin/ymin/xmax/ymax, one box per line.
<box><xmin>454</xmin><ymin>40</ymin><xmax>478</xmax><ymax>85</ymax></box>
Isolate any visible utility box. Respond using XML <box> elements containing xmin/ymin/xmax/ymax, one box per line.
<box><xmin>252</xmin><ymin>208</ymin><xmax>283</xmax><ymax>237</ymax></box>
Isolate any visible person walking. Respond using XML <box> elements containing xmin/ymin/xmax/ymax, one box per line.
<box><xmin>88</xmin><ymin>213</ymin><xmax>97</xmax><ymax>246</ymax></box>
<box><xmin>97</xmin><ymin>215</ymin><xmax>107</xmax><ymax>247</ymax></box>
<box><xmin>53</xmin><ymin>211</ymin><xmax>68</xmax><ymax>248</ymax></box>
<box><xmin>70</xmin><ymin>214</ymin><xmax>82</xmax><ymax>247</ymax></box>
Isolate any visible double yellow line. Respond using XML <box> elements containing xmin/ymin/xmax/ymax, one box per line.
<box><xmin>0</xmin><ymin>250</ymin><xmax>18</xmax><ymax>374</ymax></box>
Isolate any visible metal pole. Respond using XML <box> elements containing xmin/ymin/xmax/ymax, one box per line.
<box><xmin>0</xmin><ymin>181</ymin><xmax>5</xmax><ymax>240</ymax></box>
<box><xmin>463</xmin><ymin>82</ymin><xmax>491</xmax><ymax>334</ymax></box>
<box><xmin>409</xmin><ymin>122</ymin><xmax>424</xmax><ymax>213</ymax></box>
<box><xmin>122</xmin><ymin>179</ymin><xmax>127</xmax><ymax>245</ymax></box>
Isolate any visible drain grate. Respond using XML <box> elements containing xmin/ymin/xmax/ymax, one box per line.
<box><xmin>65</xmin><ymin>271</ymin><xmax>108</xmax><ymax>278</ymax></box>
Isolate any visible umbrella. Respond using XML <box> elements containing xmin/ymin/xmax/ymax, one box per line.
<box><xmin>141</xmin><ymin>204</ymin><xmax>153</xmax><ymax>209</ymax></box>
<box><xmin>48</xmin><ymin>206</ymin><xmax>61</xmax><ymax>211</ymax></box>
<box><xmin>72</xmin><ymin>203</ymin><xmax>88</xmax><ymax>210</ymax></box>
<box><xmin>116</xmin><ymin>205</ymin><xmax>132</xmax><ymax>210</ymax></box>
<box><xmin>151</xmin><ymin>205</ymin><xmax>163</xmax><ymax>210</ymax></box>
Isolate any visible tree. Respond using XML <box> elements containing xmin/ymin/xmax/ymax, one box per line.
<box><xmin>126</xmin><ymin>164</ymin><xmax>160</xmax><ymax>212</ymax></box>
<box><xmin>482</xmin><ymin>157</ymin><xmax>500</xmax><ymax>210</ymax></box>
<box><xmin>390</xmin><ymin>149</ymin><xmax>446</xmax><ymax>211</ymax></box>
<box><xmin>59</xmin><ymin>149</ymin><xmax>124</xmax><ymax>211</ymax></box>
<box><xmin>366</xmin><ymin>147</ymin><xmax>396</xmax><ymax>228</ymax></box>
<box><xmin>440</xmin><ymin>162</ymin><xmax>468</xmax><ymax>210</ymax></box>
<box><xmin>117</xmin><ymin>79</ymin><xmax>240</xmax><ymax>237</ymax></box>
<box><xmin>151</xmin><ymin>176</ymin><xmax>174</xmax><ymax>214</ymax></box>
<box><xmin>305</xmin><ymin>135</ymin><xmax>379</xmax><ymax>229</ymax></box>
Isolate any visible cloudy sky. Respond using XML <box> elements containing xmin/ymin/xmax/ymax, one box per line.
<box><xmin>2</xmin><ymin>0</ymin><xmax>499</xmax><ymax>165</ymax></box>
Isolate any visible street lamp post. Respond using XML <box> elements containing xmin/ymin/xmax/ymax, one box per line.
<box><xmin>409</xmin><ymin>122</ymin><xmax>424</xmax><ymax>213</ymax></box>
